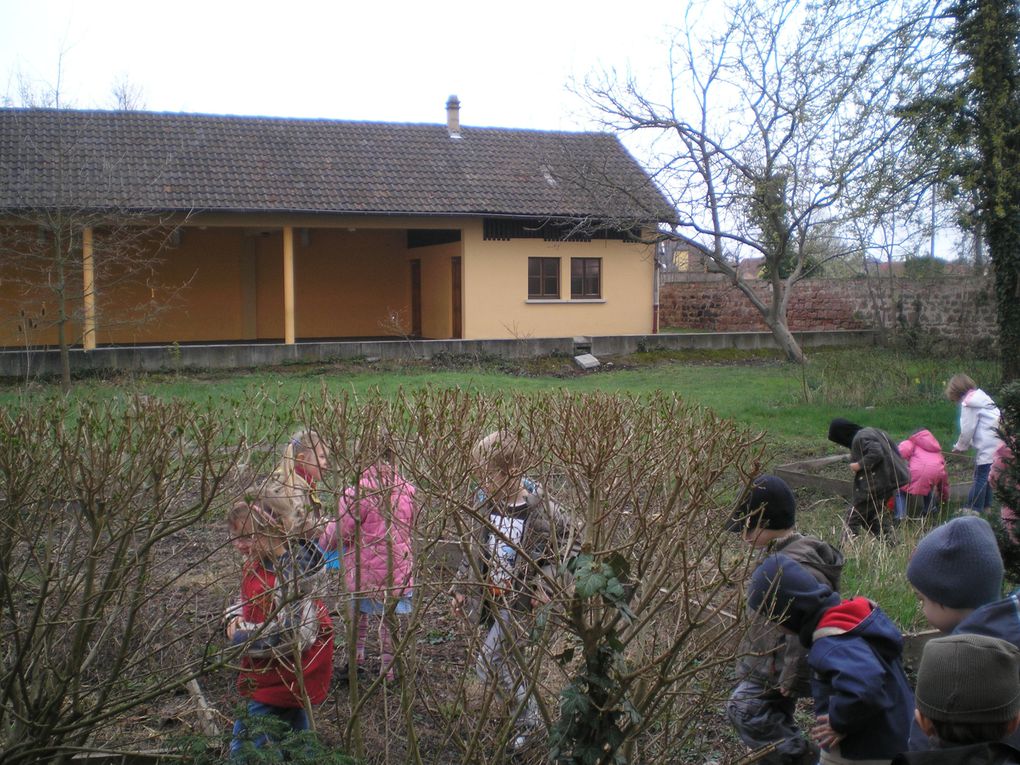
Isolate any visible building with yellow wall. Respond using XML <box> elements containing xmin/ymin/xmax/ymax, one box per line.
<box><xmin>0</xmin><ymin>100</ymin><xmax>674</xmax><ymax>350</ymax></box>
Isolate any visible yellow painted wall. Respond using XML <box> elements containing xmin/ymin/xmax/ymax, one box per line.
<box><xmin>460</xmin><ymin>219</ymin><xmax>654</xmax><ymax>339</ymax></box>
<box><xmin>0</xmin><ymin>226</ymin><xmax>84</xmax><ymax>347</ymax></box>
<box><xmin>296</xmin><ymin>228</ymin><xmax>411</xmax><ymax>337</ymax></box>
<box><xmin>417</xmin><ymin>241</ymin><xmax>460</xmax><ymax>339</ymax></box>
<box><xmin>0</xmin><ymin>216</ymin><xmax>655</xmax><ymax>347</ymax></box>
<box><xmin>102</xmin><ymin>228</ymin><xmax>246</xmax><ymax>343</ymax></box>
<box><xmin>0</xmin><ymin>225</ymin><xmax>246</xmax><ymax>346</ymax></box>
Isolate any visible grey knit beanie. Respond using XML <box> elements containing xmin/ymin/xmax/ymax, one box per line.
<box><xmin>906</xmin><ymin>516</ymin><xmax>1003</xmax><ymax>609</ymax></box>
<box><xmin>916</xmin><ymin>633</ymin><xmax>1020</xmax><ymax>724</ymax></box>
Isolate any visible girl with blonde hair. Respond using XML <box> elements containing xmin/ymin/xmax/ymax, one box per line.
<box><xmin>224</xmin><ymin>482</ymin><xmax>334</xmax><ymax>757</ymax></box>
<box><xmin>946</xmin><ymin>374</ymin><xmax>1004</xmax><ymax>514</ymax></box>
<box><xmin>272</xmin><ymin>428</ymin><xmax>330</xmax><ymax>536</ymax></box>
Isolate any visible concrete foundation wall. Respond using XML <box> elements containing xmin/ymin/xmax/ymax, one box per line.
<box><xmin>0</xmin><ymin>329</ymin><xmax>876</xmax><ymax>379</ymax></box>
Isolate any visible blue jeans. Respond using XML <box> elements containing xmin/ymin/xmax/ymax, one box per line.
<box><xmin>894</xmin><ymin>490</ymin><xmax>936</xmax><ymax>520</ymax></box>
<box><xmin>966</xmin><ymin>462</ymin><xmax>993</xmax><ymax>511</ymax></box>
<box><xmin>230</xmin><ymin>700</ymin><xmax>308</xmax><ymax>758</ymax></box>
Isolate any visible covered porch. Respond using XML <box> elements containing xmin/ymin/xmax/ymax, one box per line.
<box><xmin>0</xmin><ymin>218</ymin><xmax>464</xmax><ymax>350</ymax></box>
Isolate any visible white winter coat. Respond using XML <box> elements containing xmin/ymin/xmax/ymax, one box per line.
<box><xmin>954</xmin><ymin>388</ymin><xmax>1004</xmax><ymax>465</ymax></box>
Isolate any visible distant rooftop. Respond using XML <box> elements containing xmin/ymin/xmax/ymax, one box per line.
<box><xmin>0</xmin><ymin>108</ymin><xmax>676</xmax><ymax>223</ymax></box>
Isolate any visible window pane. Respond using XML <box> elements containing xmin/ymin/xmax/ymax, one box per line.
<box><xmin>586</xmin><ymin>259</ymin><xmax>600</xmax><ymax>297</ymax></box>
<box><xmin>570</xmin><ymin>257</ymin><xmax>601</xmax><ymax>298</ymax></box>
<box><xmin>528</xmin><ymin>257</ymin><xmax>559</xmax><ymax>298</ymax></box>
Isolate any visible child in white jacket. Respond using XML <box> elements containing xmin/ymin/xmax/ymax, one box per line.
<box><xmin>946</xmin><ymin>373</ymin><xmax>1004</xmax><ymax>513</ymax></box>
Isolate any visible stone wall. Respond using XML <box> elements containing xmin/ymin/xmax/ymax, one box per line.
<box><xmin>659</xmin><ymin>274</ymin><xmax>998</xmax><ymax>348</ymax></box>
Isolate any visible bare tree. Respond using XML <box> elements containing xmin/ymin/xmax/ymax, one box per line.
<box><xmin>109</xmin><ymin>74</ymin><xmax>145</xmax><ymax>111</ymax></box>
<box><xmin>1</xmin><ymin>70</ymin><xmax>189</xmax><ymax>391</ymax></box>
<box><xmin>577</xmin><ymin>0</ymin><xmax>940</xmax><ymax>363</ymax></box>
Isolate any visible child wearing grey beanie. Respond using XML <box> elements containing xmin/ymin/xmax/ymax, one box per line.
<box><xmin>906</xmin><ymin>516</ymin><xmax>1004</xmax><ymax>615</ymax></box>
<box><xmin>904</xmin><ymin>515</ymin><xmax>1020</xmax><ymax>753</ymax></box>
<box><xmin>892</xmin><ymin>633</ymin><xmax>1020</xmax><ymax>763</ymax></box>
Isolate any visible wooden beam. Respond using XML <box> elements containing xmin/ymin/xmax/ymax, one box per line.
<box><xmin>82</xmin><ymin>227</ymin><xmax>96</xmax><ymax>351</ymax></box>
<box><xmin>283</xmin><ymin>225</ymin><xmax>295</xmax><ymax>344</ymax></box>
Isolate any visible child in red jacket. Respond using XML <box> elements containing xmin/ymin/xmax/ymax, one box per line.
<box><xmin>226</xmin><ymin>483</ymin><xmax>334</xmax><ymax>759</ymax></box>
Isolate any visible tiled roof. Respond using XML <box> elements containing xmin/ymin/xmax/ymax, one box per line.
<box><xmin>0</xmin><ymin>108</ymin><xmax>675</xmax><ymax>222</ymax></box>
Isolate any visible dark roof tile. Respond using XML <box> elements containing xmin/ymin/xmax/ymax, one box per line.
<box><xmin>0</xmin><ymin>109</ymin><xmax>674</xmax><ymax>222</ymax></box>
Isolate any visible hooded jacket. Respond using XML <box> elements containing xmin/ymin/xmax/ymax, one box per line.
<box><xmin>909</xmin><ymin>593</ymin><xmax>1020</xmax><ymax>751</ymax></box>
<box><xmin>894</xmin><ymin>742</ymin><xmax>1020</xmax><ymax>764</ymax></box>
<box><xmin>955</xmin><ymin>388</ymin><xmax>1004</xmax><ymax>465</ymax></box>
<box><xmin>851</xmin><ymin>427</ymin><xmax>911</xmax><ymax>506</ymax></box>
<box><xmin>737</xmin><ymin>534</ymin><xmax>845</xmax><ymax>695</ymax></box>
<box><xmin>450</xmin><ymin>480</ymin><xmax>582</xmax><ymax>621</ymax></box>
<box><xmin>899</xmin><ymin>430</ymin><xmax>950</xmax><ymax>499</ymax></box>
<box><xmin>809</xmin><ymin>598</ymin><xmax>914</xmax><ymax>761</ymax></box>
<box><xmin>231</xmin><ymin>540</ymin><xmax>334</xmax><ymax>707</ymax></box>
<box><xmin>320</xmin><ymin>464</ymin><xmax>417</xmax><ymax>600</ymax></box>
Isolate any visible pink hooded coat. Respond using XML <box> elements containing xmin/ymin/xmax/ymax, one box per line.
<box><xmin>320</xmin><ymin>464</ymin><xmax>416</xmax><ymax>599</ymax></box>
<box><xmin>897</xmin><ymin>429</ymin><xmax>949</xmax><ymax>499</ymax></box>
<box><xmin>992</xmin><ymin>443</ymin><xmax>1017</xmax><ymax>543</ymax></box>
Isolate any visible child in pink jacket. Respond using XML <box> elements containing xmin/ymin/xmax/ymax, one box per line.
<box><xmin>894</xmin><ymin>429</ymin><xmax>950</xmax><ymax>520</ymax></box>
<box><xmin>992</xmin><ymin>443</ymin><xmax>1018</xmax><ymax>543</ymax></box>
<box><xmin>320</xmin><ymin>448</ymin><xmax>417</xmax><ymax>682</ymax></box>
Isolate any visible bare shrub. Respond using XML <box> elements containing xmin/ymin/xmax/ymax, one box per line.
<box><xmin>1</xmin><ymin>388</ymin><xmax>764</xmax><ymax>764</ymax></box>
<box><xmin>0</xmin><ymin>394</ymin><xmax>272</xmax><ymax>763</ymax></box>
<box><xmin>293</xmin><ymin>388</ymin><xmax>764</xmax><ymax>764</ymax></box>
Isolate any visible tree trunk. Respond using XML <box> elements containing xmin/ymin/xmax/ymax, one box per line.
<box><xmin>765</xmin><ymin>314</ymin><xmax>806</xmax><ymax>364</ymax></box>
<box><xmin>55</xmin><ymin>245</ymin><xmax>71</xmax><ymax>393</ymax></box>
<box><xmin>57</xmin><ymin>319</ymin><xmax>70</xmax><ymax>394</ymax></box>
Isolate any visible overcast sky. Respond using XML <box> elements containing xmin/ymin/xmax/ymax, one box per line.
<box><xmin>0</xmin><ymin>0</ymin><xmax>689</xmax><ymax>132</ymax></box>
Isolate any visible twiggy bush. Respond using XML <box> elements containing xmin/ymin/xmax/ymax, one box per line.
<box><xmin>1</xmin><ymin>388</ymin><xmax>765</xmax><ymax>764</ymax></box>
<box><xmin>304</xmin><ymin>388</ymin><xmax>765</xmax><ymax>765</ymax></box>
<box><xmin>0</xmin><ymin>394</ymin><xmax>272</xmax><ymax>764</ymax></box>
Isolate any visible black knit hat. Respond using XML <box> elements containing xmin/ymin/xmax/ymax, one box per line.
<box><xmin>906</xmin><ymin>516</ymin><xmax>1004</xmax><ymax>609</ymax></box>
<box><xmin>916</xmin><ymin>633</ymin><xmax>1020</xmax><ymax>725</ymax></box>
<box><xmin>728</xmin><ymin>475</ymin><xmax>796</xmax><ymax>533</ymax></box>
<box><xmin>827</xmin><ymin>418</ymin><xmax>861</xmax><ymax>449</ymax></box>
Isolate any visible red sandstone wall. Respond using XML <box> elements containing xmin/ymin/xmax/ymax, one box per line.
<box><xmin>659</xmin><ymin>275</ymin><xmax>998</xmax><ymax>345</ymax></box>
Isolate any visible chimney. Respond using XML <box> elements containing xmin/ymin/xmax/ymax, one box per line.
<box><xmin>446</xmin><ymin>94</ymin><xmax>461</xmax><ymax>138</ymax></box>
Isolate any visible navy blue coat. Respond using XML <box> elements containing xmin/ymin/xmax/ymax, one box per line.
<box><xmin>908</xmin><ymin>593</ymin><xmax>1020</xmax><ymax>751</ymax></box>
<box><xmin>809</xmin><ymin>600</ymin><xmax>914</xmax><ymax>760</ymax></box>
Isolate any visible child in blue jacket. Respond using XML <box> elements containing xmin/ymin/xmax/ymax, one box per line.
<box><xmin>750</xmin><ymin>554</ymin><xmax>914</xmax><ymax>763</ymax></box>
<box><xmin>905</xmin><ymin>515</ymin><xmax>1020</xmax><ymax>752</ymax></box>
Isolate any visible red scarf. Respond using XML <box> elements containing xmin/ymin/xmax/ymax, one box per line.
<box><xmin>294</xmin><ymin>465</ymin><xmax>316</xmax><ymax>488</ymax></box>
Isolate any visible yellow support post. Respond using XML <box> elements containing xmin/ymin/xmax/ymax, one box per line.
<box><xmin>82</xmin><ymin>227</ymin><xmax>96</xmax><ymax>351</ymax></box>
<box><xmin>283</xmin><ymin>225</ymin><xmax>295</xmax><ymax>345</ymax></box>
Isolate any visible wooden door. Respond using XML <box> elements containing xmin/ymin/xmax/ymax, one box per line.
<box><xmin>451</xmin><ymin>256</ymin><xmax>462</xmax><ymax>339</ymax></box>
<box><xmin>410</xmin><ymin>259</ymin><xmax>422</xmax><ymax>338</ymax></box>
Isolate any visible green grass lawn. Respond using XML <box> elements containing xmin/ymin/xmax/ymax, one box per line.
<box><xmin>1</xmin><ymin>345</ymin><xmax>1002</xmax><ymax>631</ymax></box>
<box><xmin>2</xmin><ymin>347</ymin><xmax>996</xmax><ymax>461</ymax></box>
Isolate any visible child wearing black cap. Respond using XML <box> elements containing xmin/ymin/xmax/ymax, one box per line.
<box><xmin>727</xmin><ymin>475</ymin><xmax>845</xmax><ymax>765</ymax></box>
<box><xmin>892</xmin><ymin>633</ymin><xmax>1020</xmax><ymax>763</ymax></box>
<box><xmin>905</xmin><ymin>516</ymin><xmax>1020</xmax><ymax>751</ymax></box>
<box><xmin>750</xmin><ymin>554</ymin><xmax>914</xmax><ymax>764</ymax></box>
<box><xmin>828</xmin><ymin>418</ymin><xmax>910</xmax><ymax>539</ymax></box>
